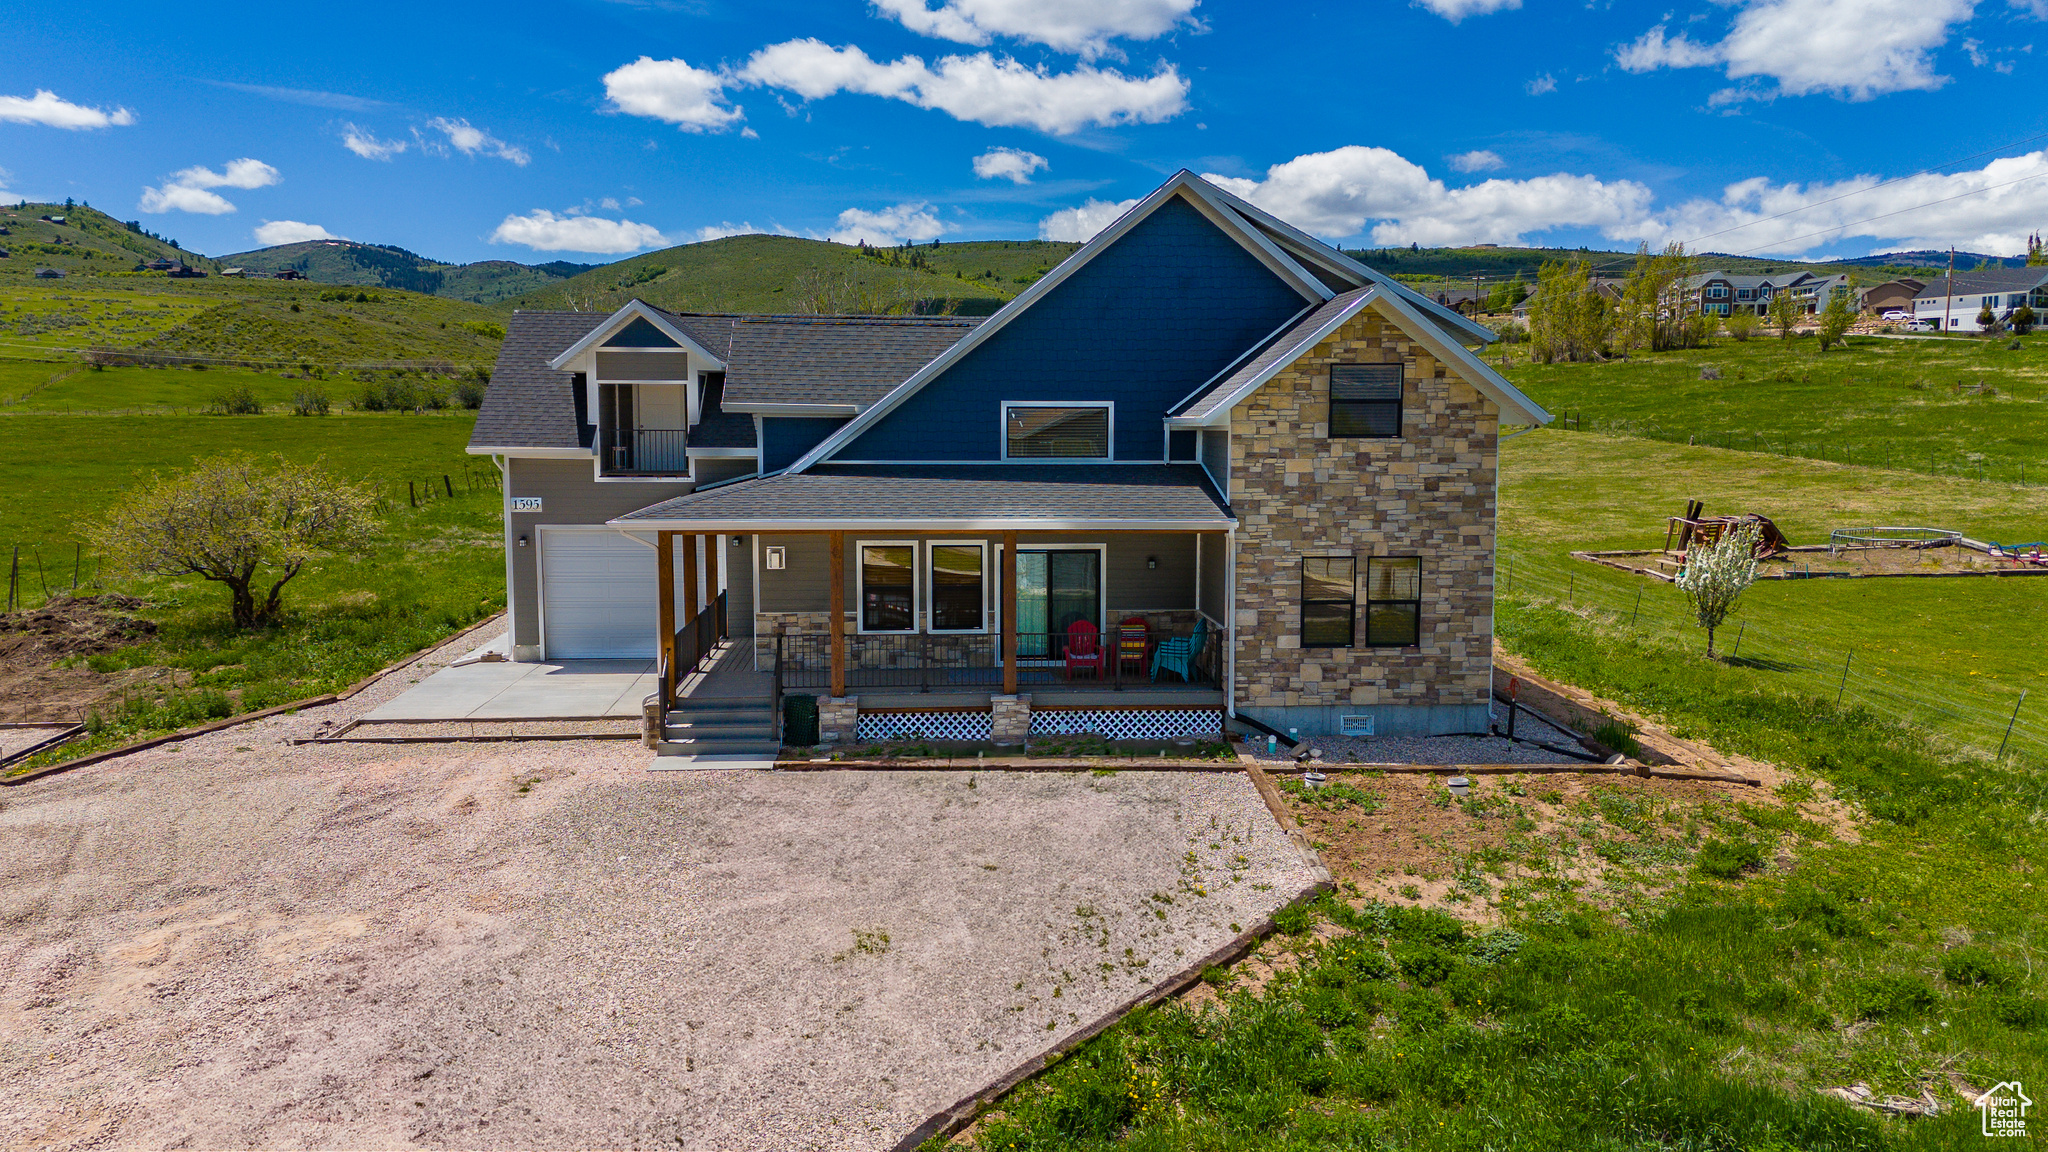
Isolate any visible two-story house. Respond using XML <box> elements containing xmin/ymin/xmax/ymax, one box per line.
<box><xmin>468</xmin><ymin>171</ymin><xmax>1549</xmax><ymax>748</ymax></box>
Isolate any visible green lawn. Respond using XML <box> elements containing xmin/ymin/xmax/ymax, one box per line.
<box><xmin>3</xmin><ymin>409</ymin><xmax>502</xmax><ymax>770</ymax></box>
<box><xmin>1498</xmin><ymin>429</ymin><xmax>2048</xmax><ymax>761</ymax></box>
<box><xmin>0</xmin><ymin>360</ymin><xmax>314</xmax><ymax>413</ymax></box>
<box><xmin>1504</xmin><ymin>334</ymin><xmax>2048</xmax><ymax>483</ymax></box>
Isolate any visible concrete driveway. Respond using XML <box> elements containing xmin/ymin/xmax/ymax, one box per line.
<box><xmin>0</xmin><ymin>633</ymin><xmax>1316</xmax><ymax>1151</ymax></box>
<box><xmin>364</xmin><ymin>658</ymin><xmax>657</xmax><ymax>721</ymax></box>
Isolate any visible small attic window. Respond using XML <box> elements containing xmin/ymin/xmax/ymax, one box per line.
<box><xmin>1004</xmin><ymin>403</ymin><xmax>1112</xmax><ymax>460</ymax></box>
<box><xmin>604</xmin><ymin>316</ymin><xmax>679</xmax><ymax>348</ymax></box>
<box><xmin>1329</xmin><ymin>364</ymin><xmax>1403</xmax><ymax>439</ymax></box>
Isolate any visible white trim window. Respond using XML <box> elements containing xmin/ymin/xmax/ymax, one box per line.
<box><xmin>857</xmin><ymin>540</ymin><xmax>919</xmax><ymax>633</ymax></box>
<box><xmin>1002</xmin><ymin>402</ymin><xmax>1113</xmax><ymax>460</ymax></box>
<box><xmin>927</xmin><ymin>541</ymin><xmax>990</xmax><ymax>633</ymax></box>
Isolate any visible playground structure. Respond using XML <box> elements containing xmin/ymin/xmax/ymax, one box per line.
<box><xmin>1574</xmin><ymin>503</ymin><xmax>2048</xmax><ymax>582</ymax></box>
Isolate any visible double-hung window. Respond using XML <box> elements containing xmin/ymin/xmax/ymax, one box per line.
<box><xmin>1329</xmin><ymin>364</ymin><xmax>1403</xmax><ymax>439</ymax></box>
<box><xmin>858</xmin><ymin>543</ymin><xmax>916</xmax><ymax>633</ymax></box>
<box><xmin>1301</xmin><ymin>557</ymin><xmax>1356</xmax><ymax>648</ymax></box>
<box><xmin>1004</xmin><ymin>403</ymin><xmax>1111</xmax><ymax>460</ymax></box>
<box><xmin>928</xmin><ymin>542</ymin><xmax>987</xmax><ymax>632</ymax></box>
<box><xmin>1364</xmin><ymin>557</ymin><xmax>1422</xmax><ymax>647</ymax></box>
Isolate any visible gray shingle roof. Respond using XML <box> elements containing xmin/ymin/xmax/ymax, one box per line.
<box><xmin>469</xmin><ymin>311</ymin><xmax>606</xmax><ymax>449</ymax></box>
<box><xmin>722</xmin><ymin>316</ymin><xmax>982</xmax><ymax>411</ymax></box>
<box><xmin>691</xmin><ymin>374</ymin><xmax>756</xmax><ymax>448</ymax></box>
<box><xmin>1173</xmin><ymin>289</ymin><xmax>1368</xmax><ymax>420</ymax></box>
<box><xmin>469</xmin><ymin>307</ymin><xmax>975</xmax><ymax>451</ymax></box>
<box><xmin>613</xmin><ymin>464</ymin><xmax>1231</xmax><ymax>525</ymax></box>
<box><xmin>1912</xmin><ymin>267</ymin><xmax>2048</xmax><ymax>299</ymax></box>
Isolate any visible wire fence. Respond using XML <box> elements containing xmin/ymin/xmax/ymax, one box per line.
<box><xmin>1499</xmin><ymin>550</ymin><xmax>2047</xmax><ymax>767</ymax></box>
<box><xmin>4</xmin><ymin>462</ymin><xmax>502</xmax><ymax>613</ymax></box>
<box><xmin>1543</xmin><ymin>415</ymin><xmax>2044</xmax><ymax>487</ymax></box>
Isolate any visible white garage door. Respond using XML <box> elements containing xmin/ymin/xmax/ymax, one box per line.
<box><xmin>540</xmin><ymin>529</ymin><xmax>656</xmax><ymax>658</ymax></box>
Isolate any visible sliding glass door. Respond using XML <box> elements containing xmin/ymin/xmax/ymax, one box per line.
<box><xmin>1015</xmin><ymin>549</ymin><xmax>1100</xmax><ymax>657</ymax></box>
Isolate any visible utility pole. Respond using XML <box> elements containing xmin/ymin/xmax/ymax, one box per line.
<box><xmin>1944</xmin><ymin>247</ymin><xmax>1956</xmax><ymax>333</ymax></box>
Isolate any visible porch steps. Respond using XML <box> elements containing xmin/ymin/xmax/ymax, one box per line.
<box><xmin>656</xmin><ymin>697</ymin><xmax>779</xmax><ymax>760</ymax></box>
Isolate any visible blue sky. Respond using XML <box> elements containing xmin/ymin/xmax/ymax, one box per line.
<box><xmin>6</xmin><ymin>0</ymin><xmax>2047</xmax><ymax>263</ymax></box>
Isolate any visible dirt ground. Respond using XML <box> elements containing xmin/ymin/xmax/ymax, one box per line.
<box><xmin>0</xmin><ymin>596</ymin><xmax>161</xmax><ymax>725</ymax></box>
<box><xmin>0</xmin><ymin>630</ymin><xmax>1318</xmax><ymax>1151</ymax></box>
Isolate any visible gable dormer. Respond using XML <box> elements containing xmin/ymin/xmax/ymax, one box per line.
<box><xmin>546</xmin><ymin>300</ymin><xmax>729</xmax><ymax>477</ymax></box>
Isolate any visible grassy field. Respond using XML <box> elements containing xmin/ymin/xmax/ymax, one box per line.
<box><xmin>502</xmin><ymin>233</ymin><xmax>1026</xmax><ymax>315</ymax></box>
<box><xmin>0</xmin><ymin>278</ymin><xmax>506</xmax><ymax>366</ymax></box>
<box><xmin>1</xmin><ymin>408</ymin><xmax>501</xmax><ymax>767</ymax></box>
<box><xmin>0</xmin><ymin>360</ymin><xmax>318</xmax><ymax>413</ymax></box>
<box><xmin>1505</xmin><ymin>333</ymin><xmax>2048</xmax><ymax>483</ymax></box>
<box><xmin>1496</xmin><ymin>430</ymin><xmax>2048</xmax><ymax>762</ymax></box>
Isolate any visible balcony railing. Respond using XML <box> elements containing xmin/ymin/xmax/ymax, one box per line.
<box><xmin>773</xmin><ymin>625</ymin><xmax>1223</xmax><ymax>693</ymax></box>
<box><xmin>601</xmin><ymin>427</ymin><xmax>688</xmax><ymax>476</ymax></box>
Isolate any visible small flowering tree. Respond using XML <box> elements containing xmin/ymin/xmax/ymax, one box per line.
<box><xmin>1677</xmin><ymin>522</ymin><xmax>1761</xmax><ymax>658</ymax></box>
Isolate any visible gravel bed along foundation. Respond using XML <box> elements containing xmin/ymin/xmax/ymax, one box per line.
<box><xmin>0</xmin><ymin>624</ymin><xmax>1316</xmax><ymax>1151</ymax></box>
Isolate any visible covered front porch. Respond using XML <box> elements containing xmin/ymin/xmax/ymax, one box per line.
<box><xmin>614</xmin><ymin>465</ymin><xmax>1238</xmax><ymax>731</ymax></box>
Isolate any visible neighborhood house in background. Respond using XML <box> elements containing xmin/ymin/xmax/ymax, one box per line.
<box><xmin>467</xmin><ymin>171</ymin><xmax>1550</xmax><ymax>742</ymax></box>
<box><xmin>1907</xmin><ymin>266</ymin><xmax>2048</xmax><ymax>332</ymax></box>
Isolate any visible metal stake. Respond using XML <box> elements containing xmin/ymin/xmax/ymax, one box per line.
<box><xmin>1630</xmin><ymin>587</ymin><xmax>1643</xmax><ymax>630</ymax></box>
<box><xmin>1997</xmin><ymin>690</ymin><xmax>2029</xmax><ymax>759</ymax></box>
<box><xmin>1836</xmin><ymin>649</ymin><xmax>1853</xmax><ymax>706</ymax></box>
<box><xmin>1730</xmin><ymin>621</ymin><xmax>1745</xmax><ymax>658</ymax></box>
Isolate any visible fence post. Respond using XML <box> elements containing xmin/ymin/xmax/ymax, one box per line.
<box><xmin>443</xmin><ymin>474</ymin><xmax>454</xmax><ymax>498</ymax></box>
<box><xmin>7</xmin><ymin>545</ymin><xmax>16</xmax><ymax>612</ymax></box>
<box><xmin>408</xmin><ymin>481</ymin><xmax>417</xmax><ymax>508</ymax></box>
<box><xmin>1997</xmin><ymin>689</ymin><xmax>2029</xmax><ymax>759</ymax></box>
<box><xmin>1836</xmin><ymin>649</ymin><xmax>1853</xmax><ymax>707</ymax></box>
<box><xmin>72</xmin><ymin>543</ymin><xmax>81</xmax><ymax>591</ymax></box>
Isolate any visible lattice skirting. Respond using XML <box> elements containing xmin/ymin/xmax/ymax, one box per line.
<box><xmin>855</xmin><ymin>711</ymin><xmax>994</xmax><ymax>742</ymax></box>
<box><xmin>1030</xmin><ymin>709</ymin><xmax>1222</xmax><ymax>739</ymax></box>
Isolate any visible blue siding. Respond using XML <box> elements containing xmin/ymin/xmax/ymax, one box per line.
<box><xmin>762</xmin><ymin>416</ymin><xmax>849</xmax><ymax>472</ymax></box>
<box><xmin>837</xmin><ymin>196</ymin><xmax>1308</xmax><ymax>462</ymax></box>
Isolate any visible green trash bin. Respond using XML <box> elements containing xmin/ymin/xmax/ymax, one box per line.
<box><xmin>784</xmin><ymin>694</ymin><xmax>819</xmax><ymax>746</ymax></box>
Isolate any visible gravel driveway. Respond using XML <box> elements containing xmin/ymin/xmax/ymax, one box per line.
<box><xmin>0</xmin><ymin>632</ymin><xmax>1316</xmax><ymax>1151</ymax></box>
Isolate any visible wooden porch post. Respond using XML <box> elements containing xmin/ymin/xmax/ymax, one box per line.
<box><xmin>829</xmin><ymin>532</ymin><xmax>847</xmax><ymax>697</ymax></box>
<box><xmin>679</xmin><ymin>532</ymin><xmax>700</xmax><ymax>669</ymax></box>
<box><xmin>657</xmin><ymin>530</ymin><xmax>676</xmax><ymax>702</ymax></box>
<box><xmin>1001</xmin><ymin>530</ymin><xmax>1018</xmax><ymax>695</ymax></box>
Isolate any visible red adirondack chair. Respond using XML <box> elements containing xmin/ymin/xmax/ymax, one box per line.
<box><xmin>1064</xmin><ymin>619</ymin><xmax>1103</xmax><ymax>680</ymax></box>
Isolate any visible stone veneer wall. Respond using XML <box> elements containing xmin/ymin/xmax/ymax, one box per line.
<box><xmin>1230</xmin><ymin>308</ymin><xmax>1497</xmax><ymax>727</ymax></box>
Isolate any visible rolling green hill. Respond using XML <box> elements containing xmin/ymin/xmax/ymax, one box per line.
<box><xmin>216</xmin><ymin>240</ymin><xmax>596</xmax><ymax>304</ymax></box>
<box><xmin>1</xmin><ymin>203</ymin><xmax>214</xmax><ymax>277</ymax></box>
<box><xmin>498</xmin><ymin>234</ymin><xmax>1066</xmax><ymax>316</ymax></box>
<box><xmin>1353</xmin><ymin>243</ymin><xmax>1948</xmax><ymax>286</ymax></box>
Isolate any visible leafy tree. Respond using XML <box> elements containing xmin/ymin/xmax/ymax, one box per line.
<box><xmin>1817</xmin><ymin>288</ymin><xmax>1854</xmax><ymax>351</ymax></box>
<box><xmin>90</xmin><ymin>454</ymin><xmax>379</xmax><ymax>629</ymax></box>
<box><xmin>1724</xmin><ymin>311</ymin><xmax>1759</xmax><ymax>341</ymax></box>
<box><xmin>1677</xmin><ymin>522</ymin><xmax>1760</xmax><ymax>658</ymax></box>
<box><xmin>2013</xmin><ymin>304</ymin><xmax>2036</xmax><ymax>334</ymax></box>
<box><xmin>1767</xmin><ymin>288</ymin><xmax>1799</xmax><ymax>339</ymax></box>
<box><xmin>1527</xmin><ymin>259</ymin><xmax>1613</xmax><ymax>363</ymax></box>
<box><xmin>1616</xmin><ymin>242</ymin><xmax>1709</xmax><ymax>352</ymax></box>
<box><xmin>1977</xmin><ymin>304</ymin><xmax>1999</xmax><ymax>331</ymax></box>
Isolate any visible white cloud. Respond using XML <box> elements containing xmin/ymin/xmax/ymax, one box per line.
<box><xmin>735</xmin><ymin>39</ymin><xmax>1188</xmax><ymax>134</ymax></box>
<box><xmin>254</xmin><ymin>220</ymin><xmax>346</xmax><ymax>246</ymax></box>
<box><xmin>693</xmin><ymin>221</ymin><xmax>794</xmax><ymax>241</ymax></box>
<box><xmin>1037</xmin><ymin>196</ymin><xmax>1139</xmax><ymax>241</ymax></box>
<box><xmin>175</xmin><ymin>158</ymin><xmax>281</xmax><ymax>190</ymax></box>
<box><xmin>490</xmin><ymin>209</ymin><xmax>667</xmax><ymax>253</ymax></box>
<box><xmin>342</xmin><ymin>124</ymin><xmax>407</xmax><ymax>160</ymax></box>
<box><xmin>1193</xmin><ymin>142</ymin><xmax>2048</xmax><ymax>258</ymax></box>
<box><xmin>824</xmin><ymin>202</ymin><xmax>948</xmax><ymax>245</ymax></box>
<box><xmin>603</xmin><ymin>56</ymin><xmax>746</xmax><ymax>132</ymax></box>
<box><xmin>972</xmin><ymin>146</ymin><xmax>1049</xmax><ymax>183</ymax></box>
<box><xmin>1616</xmin><ymin>0</ymin><xmax>1977</xmax><ymax>101</ymax></box>
<box><xmin>1526</xmin><ymin>72</ymin><xmax>1557</xmax><ymax>95</ymax></box>
<box><xmin>1412</xmin><ymin>0</ymin><xmax>1521</xmax><ymax>23</ymax></box>
<box><xmin>870</xmin><ymin>0</ymin><xmax>1201</xmax><ymax>58</ymax></box>
<box><xmin>139</xmin><ymin>184</ymin><xmax>238</xmax><ymax>215</ymax></box>
<box><xmin>0</xmin><ymin>89</ymin><xmax>135</xmax><ymax>129</ymax></box>
<box><xmin>139</xmin><ymin>157</ymin><xmax>279</xmax><ymax>214</ymax></box>
<box><xmin>423</xmin><ymin>117</ymin><xmax>530</xmax><ymax>165</ymax></box>
<box><xmin>1447</xmin><ymin>149</ymin><xmax>1505</xmax><ymax>173</ymax></box>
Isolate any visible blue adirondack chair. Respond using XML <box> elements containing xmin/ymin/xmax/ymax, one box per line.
<box><xmin>1151</xmin><ymin>617</ymin><xmax>1208</xmax><ymax>683</ymax></box>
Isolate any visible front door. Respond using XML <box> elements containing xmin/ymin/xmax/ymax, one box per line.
<box><xmin>1015</xmin><ymin>549</ymin><xmax>1100</xmax><ymax>657</ymax></box>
